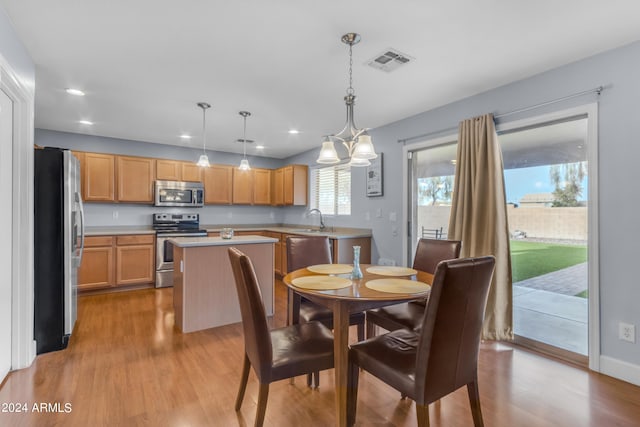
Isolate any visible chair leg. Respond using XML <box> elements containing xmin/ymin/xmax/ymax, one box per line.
<box><xmin>347</xmin><ymin>360</ymin><xmax>360</xmax><ymax>426</ymax></box>
<box><xmin>307</xmin><ymin>373</ymin><xmax>313</xmax><ymax>387</ymax></box>
<box><xmin>357</xmin><ymin>321</ymin><xmax>365</xmax><ymax>342</ymax></box>
<box><xmin>313</xmin><ymin>371</ymin><xmax>320</xmax><ymax>388</ymax></box>
<box><xmin>416</xmin><ymin>404</ymin><xmax>430</xmax><ymax>427</ymax></box>
<box><xmin>467</xmin><ymin>379</ymin><xmax>484</xmax><ymax>427</ymax></box>
<box><xmin>254</xmin><ymin>382</ymin><xmax>269</xmax><ymax>427</ymax></box>
<box><xmin>235</xmin><ymin>354</ymin><xmax>251</xmax><ymax>411</ymax></box>
<box><xmin>365</xmin><ymin>319</ymin><xmax>376</xmax><ymax>339</ymax></box>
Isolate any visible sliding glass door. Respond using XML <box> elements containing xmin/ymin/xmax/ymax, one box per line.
<box><xmin>407</xmin><ymin>140</ymin><xmax>457</xmax><ymax>261</ymax></box>
<box><xmin>501</xmin><ymin>116</ymin><xmax>589</xmax><ymax>361</ymax></box>
<box><xmin>407</xmin><ymin>110</ymin><xmax>595</xmax><ymax>365</ymax></box>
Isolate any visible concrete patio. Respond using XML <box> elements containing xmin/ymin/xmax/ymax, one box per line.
<box><xmin>513</xmin><ymin>263</ymin><xmax>588</xmax><ymax>355</ymax></box>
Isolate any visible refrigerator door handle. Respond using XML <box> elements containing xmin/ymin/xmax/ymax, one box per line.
<box><xmin>77</xmin><ymin>192</ymin><xmax>86</xmax><ymax>265</ymax></box>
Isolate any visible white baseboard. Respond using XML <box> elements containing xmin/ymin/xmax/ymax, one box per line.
<box><xmin>599</xmin><ymin>355</ymin><xmax>640</xmax><ymax>386</ymax></box>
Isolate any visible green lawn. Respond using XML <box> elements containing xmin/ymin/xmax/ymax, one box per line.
<box><xmin>510</xmin><ymin>240</ymin><xmax>587</xmax><ymax>283</ymax></box>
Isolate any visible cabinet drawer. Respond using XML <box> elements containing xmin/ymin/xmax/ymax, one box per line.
<box><xmin>85</xmin><ymin>236</ymin><xmax>114</xmax><ymax>247</ymax></box>
<box><xmin>116</xmin><ymin>234</ymin><xmax>155</xmax><ymax>246</ymax></box>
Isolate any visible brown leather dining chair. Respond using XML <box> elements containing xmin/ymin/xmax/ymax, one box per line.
<box><xmin>286</xmin><ymin>235</ymin><xmax>365</xmax><ymax>387</ymax></box>
<box><xmin>347</xmin><ymin>256</ymin><xmax>496</xmax><ymax>427</ymax></box>
<box><xmin>365</xmin><ymin>238</ymin><xmax>461</xmax><ymax>337</ymax></box>
<box><xmin>228</xmin><ymin>247</ymin><xmax>334</xmax><ymax>427</ymax></box>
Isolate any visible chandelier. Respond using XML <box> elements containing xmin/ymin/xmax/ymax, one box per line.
<box><xmin>196</xmin><ymin>102</ymin><xmax>211</xmax><ymax>167</ymax></box>
<box><xmin>317</xmin><ymin>33</ymin><xmax>377</xmax><ymax>167</ymax></box>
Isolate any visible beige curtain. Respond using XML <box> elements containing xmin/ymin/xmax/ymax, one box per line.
<box><xmin>448</xmin><ymin>114</ymin><xmax>513</xmax><ymax>341</ymax></box>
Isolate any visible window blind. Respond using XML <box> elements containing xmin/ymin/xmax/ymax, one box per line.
<box><xmin>312</xmin><ymin>164</ymin><xmax>351</xmax><ymax>215</ymax></box>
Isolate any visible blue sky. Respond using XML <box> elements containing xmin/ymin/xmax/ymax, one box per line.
<box><xmin>504</xmin><ymin>165</ymin><xmax>588</xmax><ymax>204</ymax></box>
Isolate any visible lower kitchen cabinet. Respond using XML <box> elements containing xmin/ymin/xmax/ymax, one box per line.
<box><xmin>116</xmin><ymin>235</ymin><xmax>155</xmax><ymax>285</ymax></box>
<box><xmin>78</xmin><ymin>236</ymin><xmax>114</xmax><ymax>291</ymax></box>
<box><xmin>78</xmin><ymin>234</ymin><xmax>155</xmax><ymax>292</ymax></box>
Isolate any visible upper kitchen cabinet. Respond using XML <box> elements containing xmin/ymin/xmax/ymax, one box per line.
<box><xmin>82</xmin><ymin>152</ymin><xmax>115</xmax><ymax>202</ymax></box>
<box><xmin>156</xmin><ymin>159</ymin><xmax>203</xmax><ymax>182</ymax></box>
<box><xmin>156</xmin><ymin>159</ymin><xmax>181</xmax><ymax>181</ymax></box>
<box><xmin>272</xmin><ymin>168</ymin><xmax>284</xmax><ymax>206</ymax></box>
<box><xmin>283</xmin><ymin>165</ymin><xmax>308</xmax><ymax>206</ymax></box>
<box><xmin>232</xmin><ymin>168</ymin><xmax>254</xmax><ymax>204</ymax></box>
<box><xmin>117</xmin><ymin>156</ymin><xmax>155</xmax><ymax>203</ymax></box>
<box><xmin>181</xmin><ymin>162</ymin><xmax>203</xmax><ymax>182</ymax></box>
<box><xmin>203</xmin><ymin>164</ymin><xmax>233</xmax><ymax>204</ymax></box>
<box><xmin>253</xmin><ymin>168</ymin><xmax>272</xmax><ymax>205</ymax></box>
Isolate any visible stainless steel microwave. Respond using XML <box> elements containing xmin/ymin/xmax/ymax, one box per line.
<box><xmin>154</xmin><ymin>180</ymin><xmax>204</xmax><ymax>207</ymax></box>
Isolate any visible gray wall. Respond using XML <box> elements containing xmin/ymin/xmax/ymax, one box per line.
<box><xmin>36</xmin><ymin>129</ymin><xmax>288</xmax><ymax>227</ymax></box>
<box><xmin>0</xmin><ymin>7</ymin><xmax>34</xmax><ymax>91</ymax></box>
<box><xmin>285</xmin><ymin>40</ymin><xmax>640</xmax><ymax>367</ymax></box>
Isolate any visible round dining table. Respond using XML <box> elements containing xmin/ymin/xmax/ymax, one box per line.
<box><xmin>283</xmin><ymin>264</ymin><xmax>433</xmax><ymax>427</ymax></box>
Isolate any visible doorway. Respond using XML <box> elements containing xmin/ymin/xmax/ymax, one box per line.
<box><xmin>500</xmin><ymin>116</ymin><xmax>590</xmax><ymax>363</ymax></box>
<box><xmin>405</xmin><ymin>106</ymin><xmax>598</xmax><ymax>367</ymax></box>
<box><xmin>0</xmin><ymin>88</ymin><xmax>13</xmax><ymax>379</ymax></box>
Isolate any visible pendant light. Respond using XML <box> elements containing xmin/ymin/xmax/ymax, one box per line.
<box><xmin>238</xmin><ymin>111</ymin><xmax>251</xmax><ymax>171</ymax></box>
<box><xmin>317</xmin><ymin>33</ymin><xmax>377</xmax><ymax>167</ymax></box>
<box><xmin>196</xmin><ymin>102</ymin><xmax>211</xmax><ymax>167</ymax></box>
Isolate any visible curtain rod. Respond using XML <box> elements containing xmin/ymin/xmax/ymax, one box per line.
<box><xmin>397</xmin><ymin>85</ymin><xmax>604</xmax><ymax>145</ymax></box>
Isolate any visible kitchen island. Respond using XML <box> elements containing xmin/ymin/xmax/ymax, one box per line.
<box><xmin>169</xmin><ymin>235</ymin><xmax>278</xmax><ymax>333</ymax></box>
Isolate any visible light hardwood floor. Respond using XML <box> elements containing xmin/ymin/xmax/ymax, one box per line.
<box><xmin>1</xmin><ymin>281</ymin><xmax>639</xmax><ymax>426</ymax></box>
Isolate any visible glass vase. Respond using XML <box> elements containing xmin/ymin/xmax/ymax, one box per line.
<box><xmin>351</xmin><ymin>245</ymin><xmax>363</xmax><ymax>279</ymax></box>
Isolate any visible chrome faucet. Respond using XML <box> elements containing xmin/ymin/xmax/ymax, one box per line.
<box><xmin>306</xmin><ymin>208</ymin><xmax>325</xmax><ymax>230</ymax></box>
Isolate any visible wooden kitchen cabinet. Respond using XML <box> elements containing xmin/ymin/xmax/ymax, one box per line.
<box><xmin>272</xmin><ymin>168</ymin><xmax>284</xmax><ymax>205</ymax></box>
<box><xmin>283</xmin><ymin>165</ymin><xmax>308</xmax><ymax>205</ymax></box>
<box><xmin>181</xmin><ymin>162</ymin><xmax>203</xmax><ymax>182</ymax></box>
<box><xmin>253</xmin><ymin>168</ymin><xmax>272</xmax><ymax>205</ymax></box>
<box><xmin>117</xmin><ymin>156</ymin><xmax>155</xmax><ymax>203</ymax></box>
<box><xmin>79</xmin><ymin>234</ymin><xmax>155</xmax><ymax>292</ymax></box>
<box><xmin>82</xmin><ymin>152</ymin><xmax>115</xmax><ymax>202</ymax></box>
<box><xmin>272</xmin><ymin>165</ymin><xmax>307</xmax><ymax>206</ymax></box>
<box><xmin>115</xmin><ymin>234</ymin><xmax>155</xmax><ymax>286</ymax></box>
<box><xmin>156</xmin><ymin>159</ymin><xmax>181</xmax><ymax>181</ymax></box>
<box><xmin>203</xmin><ymin>164</ymin><xmax>233</xmax><ymax>204</ymax></box>
<box><xmin>232</xmin><ymin>168</ymin><xmax>254</xmax><ymax>204</ymax></box>
<box><xmin>78</xmin><ymin>236</ymin><xmax>114</xmax><ymax>291</ymax></box>
<box><xmin>156</xmin><ymin>159</ymin><xmax>203</xmax><ymax>182</ymax></box>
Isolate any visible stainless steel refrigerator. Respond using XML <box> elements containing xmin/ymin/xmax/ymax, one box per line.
<box><xmin>34</xmin><ymin>147</ymin><xmax>85</xmax><ymax>354</ymax></box>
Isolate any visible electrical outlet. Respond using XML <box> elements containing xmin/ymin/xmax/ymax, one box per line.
<box><xmin>619</xmin><ymin>322</ymin><xmax>635</xmax><ymax>343</ymax></box>
<box><xmin>112</xmin><ymin>210</ymin><xmax>118</xmax><ymax>219</ymax></box>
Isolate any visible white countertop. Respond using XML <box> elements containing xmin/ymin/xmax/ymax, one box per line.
<box><xmin>168</xmin><ymin>235</ymin><xmax>278</xmax><ymax>248</ymax></box>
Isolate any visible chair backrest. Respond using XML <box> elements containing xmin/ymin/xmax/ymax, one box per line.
<box><xmin>414</xmin><ymin>256</ymin><xmax>495</xmax><ymax>404</ymax></box>
<box><xmin>228</xmin><ymin>247</ymin><xmax>272</xmax><ymax>381</ymax></box>
<box><xmin>286</xmin><ymin>235</ymin><xmax>332</xmax><ymax>272</ymax></box>
<box><xmin>412</xmin><ymin>238</ymin><xmax>462</xmax><ymax>274</ymax></box>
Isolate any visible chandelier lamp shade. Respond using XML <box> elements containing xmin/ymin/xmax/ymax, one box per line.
<box><xmin>316</xmin><ymin>33</ymin><xmax>377</xmax><ymax>167</ymax></box>
<box><xmin>238</xmin><ymin>111</ymin><xmax>252</xmax><ymax>171</ymax></box>
<box><xmin>196</xmin><ymin>102</ymin><xmax>211</xmax><ymax>167</ymax></box>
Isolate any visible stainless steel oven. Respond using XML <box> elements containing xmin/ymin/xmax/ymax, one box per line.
<box><xmin>153</xmin><ymin>213</ymin><xmax>207</xmax><ymax>288</ymax></box>
<box><xmin>154</xmin><ymin>180</ymin><xmax>204</xmax><ymax>207</ymax></box>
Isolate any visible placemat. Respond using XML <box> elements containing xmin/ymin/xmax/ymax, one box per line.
<box><xmin>307</xmin><ymin>264</ymin><xmax>354</xmax><ymax>274</ymax></box>
<box><xmin>292</xmin><ymin>275</ymin><xmax>352</xmax><ymax>290</ymax></box>
<box><xmin>366</xmin><ymin>266</ymin><xmax>418</xmax><ymax>276</ymax></box>
<box><xmin>365</xmin><ymin>278</ymin><xmax>430</xmax><ymax>294</ymax></box>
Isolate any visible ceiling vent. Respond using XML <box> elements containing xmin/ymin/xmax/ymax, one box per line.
<box><xmin>367</xmin><ymin>48</ymin><xmax>414</xmax><ymax>72</ymax></box>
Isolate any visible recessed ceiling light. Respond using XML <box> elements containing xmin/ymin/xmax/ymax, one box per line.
<box><xmin>288</xmin><ymin>129</ymin><xmax>300</xmax><ymax>134</ymax></box>
<box><xmin>256</xmin><ymin>144</ymin><xmax>265</xmax><ymax>150</ymax></box>
<box><xmin>180</xmin><ymin>134</ymin><xmax>192</xmax><ymax>140</ymax></box>
<box><xmin>78</xmin><ymin>120</ymin><xmax>93</xmax><ymax>125</ymax></box>
<box><xmin>65</xmin><ymin>88</ymin><xmax>85</xmax><ymax>96</ymax></box>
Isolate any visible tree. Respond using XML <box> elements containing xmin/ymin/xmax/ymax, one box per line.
<box><xmin>550</xmin><ymin>162</ymin><xmax>586</xmax><ymax>207</ymax></box>
<box><xmin>420</xmin><ymin>176</ymin><xmax>453</xmax><ymax>205</ymax></box>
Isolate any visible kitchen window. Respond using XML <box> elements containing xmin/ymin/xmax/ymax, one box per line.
<box><xmin>311</xmin><ymin>164</ymin><xmax>351</xmax><ymax>215</ymax></box>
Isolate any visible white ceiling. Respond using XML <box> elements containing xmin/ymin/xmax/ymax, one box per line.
<box><xmin>2</xmin><ymin>0</ymin><xmax>640</xmax><ymax>159</ymax></box>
